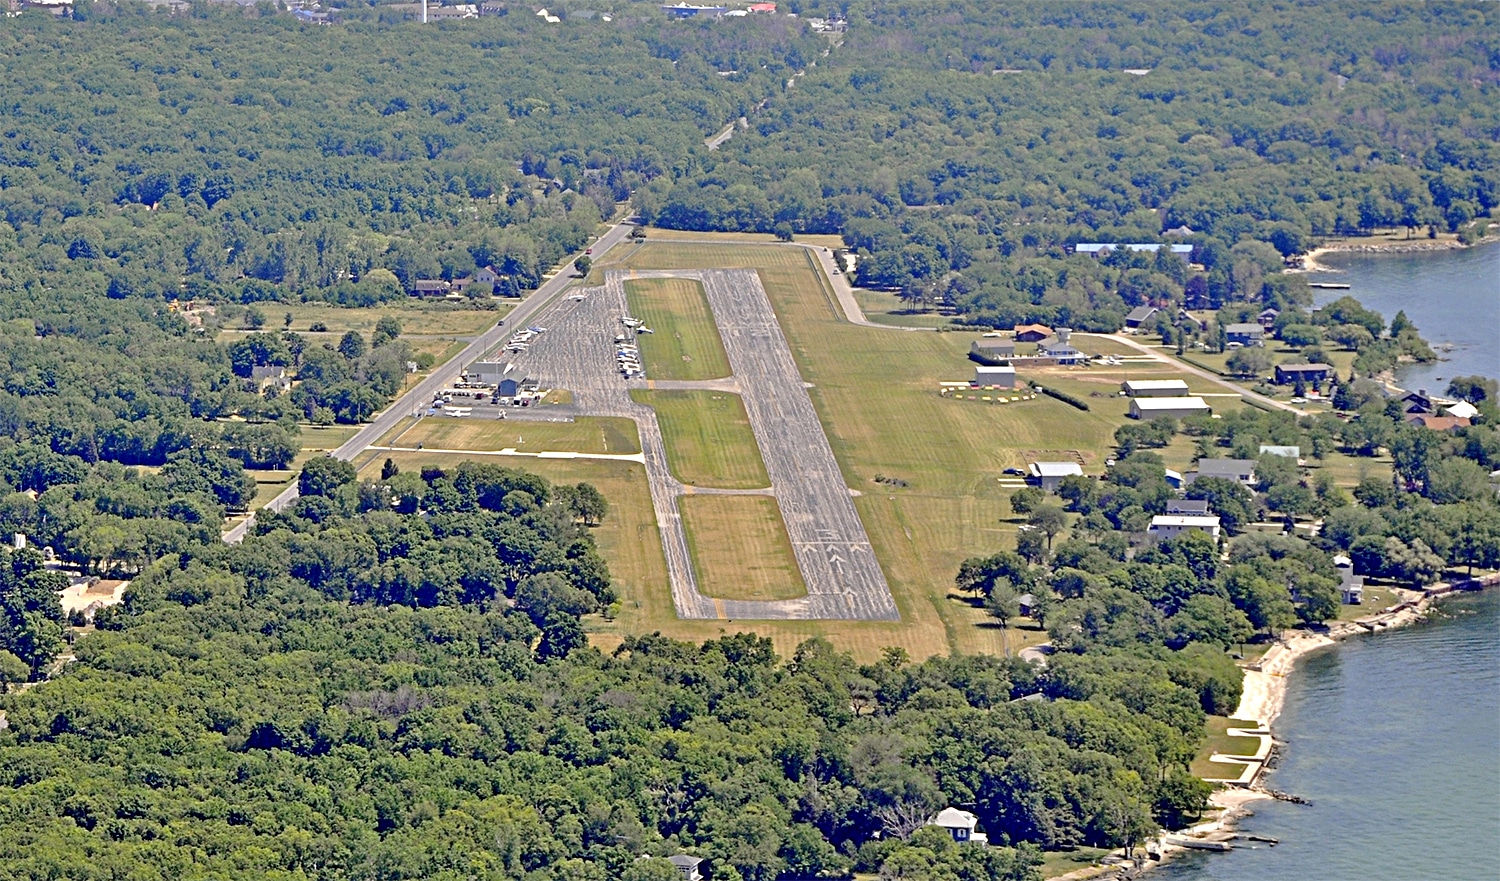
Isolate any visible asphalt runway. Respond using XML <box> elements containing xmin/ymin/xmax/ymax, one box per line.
<box><xmin>502</xmin><ymin>269</ymin><xmax>899</xmax><ymax>621</ymax></box>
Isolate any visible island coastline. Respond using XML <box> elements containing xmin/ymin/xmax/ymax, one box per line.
<box><xmin>1106</xmin><ymin>573</ymin><xmax>1500</xmax><ymax>878</ymax></box>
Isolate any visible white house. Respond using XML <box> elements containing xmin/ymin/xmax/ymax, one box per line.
<box><xmin>1030</xmin><ymin>461</ymin><xmax>1083</xmax><ymax>492</ymax></box>
<box><xmin>974</xmin><ymin>365</ymin><xmax>1016</xmax><ymax>388</ymax></box>
<box><xmin>928</xmin><ymin>807</ymin><xmax>989</xmax><ymax>845</ymax></box>
<box><xmin>1128</xmin><ymin>396</ymin><xmax>1210</xmax><ymax>420</ymax></box>
<box><xmin>1121</xmin><ymin>379</ymin><xmax>1190</xmax><ymax>397</ymax></box>
<box><xmin>1148</xmin><ymin>514</ymin><xmax>1222</xmax><ymax>540</ymax></box>
<box><xmin>667</xmin><ymin>855</ymin><xmax>704</xmax><ymax>881</ymax></box>
<box><xmin>1191</xmin><ymin>458</ymin><xmax>1257</xmax><ymax>486</ymax></box>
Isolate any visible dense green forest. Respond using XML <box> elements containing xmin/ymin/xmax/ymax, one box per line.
<box><xmin>0</xmin><ymin>459</ymin><xmax>1234</xmax><ymax>881</ymax></box>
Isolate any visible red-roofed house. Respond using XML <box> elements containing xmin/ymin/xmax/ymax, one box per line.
<box><xmin>1406</xmin><ymin>414</ymin><xmax>1470</xmax><ymax>432</ymax></box>
<box><xmin>1014</xmin><ymin>323</ymin><xmax>1053</xmax><ymax>343</ymax></box>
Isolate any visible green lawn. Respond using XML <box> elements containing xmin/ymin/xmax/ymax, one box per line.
<box><xmin>376</xmin><ymin>415</ymin><xmax>642</xmax><ymax>456</ymax></box>
<box><xmin>1038</xmin><ymin>847</ymin><xmax>1113</xmax><ymax>879</ymax></box>
<box><xmin>1190</xmin><ymin>716</ymin><xmax>1263</xmax><ymax>778</ymax></box>
<box><xmin>220</xmin><ymin>300</ymin><xmax>508</xmax><ymax>339</ymax></box>
<box><xmin>681</xmin><ymin>494</ymin><xmax>807</xmax><ymax>602</ymax></box>
<box><xmin>852</xmin><ymin>287</ymin><xmax>956</xmax><ymax>328</ymax></box>
<box><xmin>632</xmin><ymin>389</ymin><xmax>769</xmax><ymax>489</ymax></box>
<box><xmin>624</xmin><ymin>277</ymin><xmax>732</xmax><ymax>381</ymax></box>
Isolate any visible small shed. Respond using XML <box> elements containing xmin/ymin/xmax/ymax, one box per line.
<box><xmin>1017</xmin><ymin>593</ymin><xmax>1038</xmax><ymax>618</ymax></box>
<box><xmin>974</xmin><ymin>365</ymin><xmax>1016</xmax><ymax>388</ymax></box>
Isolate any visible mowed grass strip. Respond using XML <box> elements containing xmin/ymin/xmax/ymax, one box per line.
<box><xmin>379</xmin><ymin>415</ymin><xmax>641</xmax><ymax>455</ymax></box>
<box><xmin>680</xmin><ymin>495</ymin><xmax>806</xmax><ymax>602</ymax></box>
<box><xmin>632</xmin><ymin>390</ymin><xmax>768</xmax><ymax>489</ymax></box>
<box><xmin>624</xmin><ymin>277</ymin><xmax>731</xmax><ymax>381</ymax></box>
<box><xmin>1190</xmin><ymin>716</ymin><xmax>1264</xmax><ymax>778</ymax></box>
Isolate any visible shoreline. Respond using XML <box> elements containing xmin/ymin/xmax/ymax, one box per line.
<box><xmin>1297</xmin><ymin>235</ymin><xmax>1496</xmax><ymax>273</ymax></box>
<box><xmin>1096</xmin><ymin>573</ymin><xmax>1500</xmax><ymax>879</ymax></box>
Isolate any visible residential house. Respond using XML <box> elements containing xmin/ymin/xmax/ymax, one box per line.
<box><xmin>250</xmin><ymin>365</ymin><xmax>291</xmax><ymax>394</ymax></box>
<box><xmin>1148</xmin><ymin>514</ymin><xmax>1222</xmax><ymax>540</ymax></box>
<box><xmin>1073</xmin><ymin>243</ymin><xmax>1193</xmax><ymax>259</ymax></box>
<box><xmin>410</xmin><ymin>279</ymin><xmax>451</xmax><ymax>297</ymax></box>
<box><xmin>1257</xmin><ymin>307</ymin><xmax>1280</xmax><ymax>330</ymax></box>
<box><xmin>661</xmin><ymin>2</ymin><xmax>726</xmax><ymax>16</ymax></box>
<box><xmin>748</xmin><ymin>1</ymin><xmax>776</xmax><ymax>10</ymax></box>
<box><xmin>1013</xmin><ymin>323</ymin><xmax>1052</xmax><ymax>343</ymax></box>
<box><xmin>1121</xmin><ymin>379</ymin><xmax>1190</xmax><ymax>397</ymax></box>
<box><xmin>1406</xmin><ymin>413</ymin><xmax>1470</xmax><ymax>432</ymax></box>
<box><xmin>1164</xmin><ymin>225</ymin><xmax>1196</xmax><ymax>237</ymax></box>
<box><xmin>1175</xmin><ymin>308</ymin><xmax>1204</xmax><ymax>332</ymax></box>
<box><xmin>970</xmin><ymin>336</ymin><xmax>1016</xmax><ymax>363</ymax></box>
<box><xmin>927</xmin><ymin>807</ymin><xmax>989</xmax><ymax>845</ymax></box>
<box><xmin>1224</xmin><ymin>323</ymin><xmax>1264</xmax><ymax>347</ymax></box>
<box><xmin>1128</xmin><ymin>396</ymin><xmax>1210</xmax><ymax>420</ymax></box>
<box><xmin>1030</xmin><ymin>461</ymin><xmax>1083</xmax><ymax>492</ymax></box>
<box><xmin>1273</xmin><ymin>363</ymin><xmax>1334</xmax><ymax>386</ymax></box>
<box><xmin>973</xmin><ymin>365</ymin><xmax>1016</xmax><ymax>388</ymax></box>
<box><xmin>1038</xmin><ymin>328</ymin><xmax>1085</xmax><ymax>364</ymax></box>
<box><xmin>667</xmin><ymin>855</ymin><xmax>704</xmax><ymax>881</ymax></box>
<box><xmin>1190</xmin><ymin>458</ymin><xmax>1256</xmax><ymax>487</ymax></box>
<box><xmin>452</xmin><ymin>265</ymin><xmax>502</xmax><ymax>296</ymax></box>
<box><xmin>1125</xmin><ymin>305</ymin><xmax>1159</xmax><ymax>328</ymax></box>
<box><xmin>1401</xmin><ymin>390</ymin><xmax>1436</xmax><ymax>415</ymax></box>
<box><xmin>1017</xmin><ymin>593</ymin><xmax>1038</xmax><ymax>618</ymax></box>
<box><xmin>1166</xmin><ymin>498</ymin><xmax>1210</xmax><ymax>515</ymax></box>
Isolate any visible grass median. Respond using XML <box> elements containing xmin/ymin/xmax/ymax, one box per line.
<box><xmin>681</xmin><ymin>494</ymin><xmax>806</xmax><ymax>602</ymax></box>
<box><xmin>375</xmin><ymin>415</ymin><xmax>641</xmax><ymax>456</ymax></box>
<box><xmin>632</xmin><ymin>389</ymin><xmax>768</xmax><ymax>489</ymax></box>
<box><xmin>624</xmin><ymin>277</ymin><xmax>732</xmax><ymax>381</ymax></box>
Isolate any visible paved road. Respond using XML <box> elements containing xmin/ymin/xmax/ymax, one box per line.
<box><xmin>222</xmin><ymin>219</ymin><xmax>639</xmax><ymax>543</ymax></box>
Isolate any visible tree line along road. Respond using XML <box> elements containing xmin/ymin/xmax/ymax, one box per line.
<box><xmin>222</xmin><ymin>219</ymin><xmax>640</xmax><ymax>544</ymax></box>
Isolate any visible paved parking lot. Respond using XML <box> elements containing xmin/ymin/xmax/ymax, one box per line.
<box><xmin>486</xmin><ymin>269</ymin><xmax>899</xmax><ymax>621</ymax></box>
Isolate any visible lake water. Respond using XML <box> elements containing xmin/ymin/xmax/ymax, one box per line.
<box><xmin>1157</xmin><ymin>588</ymin><xmax>1500</xmax><ymax>881</ymax></box>
<box><xmin>1314</xmin><ymin>243</ymin><xmax>1500</xmax><ymax>390</ymax></box>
